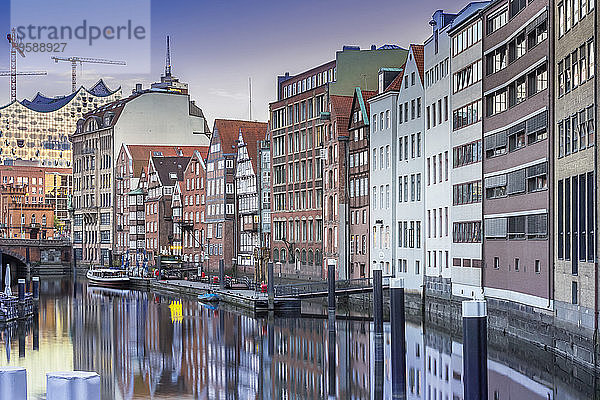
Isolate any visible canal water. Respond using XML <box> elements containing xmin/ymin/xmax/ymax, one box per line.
<box><xmin>0</xmin><ymin>277</ymin><xmax>597</xmax><ymax>399</ymax></box>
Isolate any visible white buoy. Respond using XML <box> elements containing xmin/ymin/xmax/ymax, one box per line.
<box><xmin>0</xmin><ymin>366</ymin><xmax>27</xmax><ymax>400</ymax></box>
<box><xmin>47</xmin><ymin>371</ymin><xmax>100</xmax><ymax>400</ymax></box>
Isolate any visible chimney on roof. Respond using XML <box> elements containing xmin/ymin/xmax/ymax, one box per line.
<box><xmin>285</xmin><ymin>72</ymin><xmax>290</xmax><ymax>77</ymax></box>
<box><xmin>371</xmin><ymin>45</ymin><xmax>376</xmax><ymax>50</ymax></box>
<box><xmin>132</xmin><ymin>83</ymin><xmax>142</xmax><ymax>94</ymax></box>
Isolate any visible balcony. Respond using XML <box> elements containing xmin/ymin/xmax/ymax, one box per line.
<box><xmin>320</xmin><ymin>112</ymin><xmax>330</xmax><ymax>121</ymax></box>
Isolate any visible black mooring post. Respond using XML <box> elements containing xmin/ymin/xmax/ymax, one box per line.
<box><xmin>373</xmin><ymin>266</ymin><xmax>384</xmax><ymax>399</ymax></box>
<box><xmin>219</xmin><ymin>259</ymin><xmax>225</xmax><ymax>290</ymax></box>
<box><xmin>327</xmin><ymin>259</ymin><xmax>336</xmax><ymax>399</ymax></box>
<box><xmin>32</xmin><ymin>277</ymin><xmax>39</xmax><ymax>301</ymax></box>
<box><xmin>391</xmin><ymin>278</ymin><xmax>406</xmax><ymax>399</ymax></box>
<box><xmin>374</xmin><ymin>333</ymin><xmax>384</xmax><ymax>400</ymax></box>
<box><xmin>25</xmin><ymin>248</ymin><xmax>30</xmax><ymax>292</ymax></box>
<box><xmin>463</xmin><ymin>299</ymin><xmax>488</xmax><ymax>400</ymax></box>
<box><xmin>373</xmin><ymin>267</ymin><xmax>383</xmax><ymax>336</ymax></box>
<box><xmin>267</xmin><ymin>261</ymin><xmax>274</xmax><ymax>310</ymax></box>
<box><xmin>327</xmin><ymin>260</ymin><xmax>336</xmax><ymax>325</ymax></box>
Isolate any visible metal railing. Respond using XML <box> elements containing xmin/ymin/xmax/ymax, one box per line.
<box><xmin>274</xmin><ymin>276</ymin><xmax>392</xmax><ymax>297</ymax></box>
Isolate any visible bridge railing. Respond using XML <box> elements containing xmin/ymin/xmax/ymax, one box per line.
<box><xmin>274</xmin><ymin>276</ymin><xmax>392</xmax><ymax>297</ymax></box>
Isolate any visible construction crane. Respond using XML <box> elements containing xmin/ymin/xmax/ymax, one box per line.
<box><xmin>51</xmin><ymin>56</ymin><xmax>126</xmax><ymax>93</ymax></box>
<box><xmin>4</xmin><ymin>28</ymin><xmax>46</xmax><ymax>102</ymax></box>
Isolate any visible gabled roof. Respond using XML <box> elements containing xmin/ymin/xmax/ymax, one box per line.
<box><xmin>349</xmin><ymin>88</ymin><xmax>377</xmax><ymax>129</ymax></box>
<box><xmin>330</xmin><ymin>95</ymin><xmax>354</xmax><ymax>118</ymax></box>
<box><xmin>410</xmin><ymin>44</ymin><xmax>425</xmax><ymax>85</ymax></box>
<box><xmin>122</xmin><ymin>144</ymin><xmax>208</xmax><ymax>177</ymax></box>
<box><xmin>238</xmin><ymin>126</ymin><xmax>269</xmax><ymax>172</ymax></box>
<box><xmin>149</xmin><ymin>156</ymin><xmax>191</xmax><ymax>187</ymax></box>
<box><xmin>212</xmin><ymin>119</ymin><xmax>268</xmax><ymax>156</ymax></box>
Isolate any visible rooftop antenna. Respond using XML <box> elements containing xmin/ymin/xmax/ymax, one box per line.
<box><xmin>165</xmin><ymin>36</ymin><xmax>172</xmax><ymax>78</ymax></box>
<box><xmin>249</xmin><ymin>77</ymin><xmax>252</xmax><ymax>120</ymax></box>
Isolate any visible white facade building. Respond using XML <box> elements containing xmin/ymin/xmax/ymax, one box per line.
<box><xmin>368</xmin><ymin>69</ymin><xmax>402</xmax><ymax>276</ymax></box>
<box><xmin>424</xmin><ymin>11</ymin><xmax>454</xmax><ymax>297</ymax></box>
<box><xmin>448</xmin><ymin>5</ymin><xmax>488</xmax><ymax>298</ymax></box>
<box><xmin>395</xmin><ymin>45</ymin><xmax>426</xmax><ymax>293</ymax></box>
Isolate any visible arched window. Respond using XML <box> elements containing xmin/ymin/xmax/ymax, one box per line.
<box><xmin>295</xmin><ymin>249</ymin><xmax>300</xmax><ymax>264</ymax></box>
<box><xmin>315</xmin><ymin>250</ymin><xmax>322</xmax><ymax>266</ymax></box>
<box><xmin>273</xmin><ymin>249</ymin><xmax>279</xmax><ymax>262</ymax></box>
<box><xmin>42</xmin><ymin>215</ymin><xmax>46</xmax><ymax>226</ymax></box>
<box><xmin>308</xmin><ymin>249</ymin><xmax>314</xmax><ymax>265</ymax></box>
<box><xmin>280</xmin><ymin>249</ymin><xmax>287</xmax><ymax>263</ymax></box>
<box><xmin>301</xmin><ymin>249</ymin><xmax>307</xmax><ymax>264</ymax></box>
<box><xmin>31</xmin><ymin>214</ymin><xmax>36</xmax><ymax>224</ymax></box>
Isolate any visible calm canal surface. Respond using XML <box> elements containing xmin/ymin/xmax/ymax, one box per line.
<box><xmin>0</xmin><ymin>277</ymin><xmax>597</xmax><ymax>399</ymax></box>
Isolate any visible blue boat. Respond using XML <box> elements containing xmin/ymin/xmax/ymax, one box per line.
<box><xmin>197</xmin><ymin>293</ymin><xmax>219</xmax><ymax>303</ymax></box>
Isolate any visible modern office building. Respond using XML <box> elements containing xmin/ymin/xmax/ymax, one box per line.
<box><xmin>0</xmin><ymin>80</ymin><xmax>121</xmax><ymax>168</ymax></box>
<box><xmin>553</xmin><ymin>0</ymin><xmax>596</xmax><ymax>344</ymax></box>
<box><xmin>481</xmin><ymin>0</ymin><xmax>552</xmax><ymax>310</ymax></box>
<box><xmin>447</xmin><ymin>2</ymin><xmax>489</xmax><ymax>298</ymax></box>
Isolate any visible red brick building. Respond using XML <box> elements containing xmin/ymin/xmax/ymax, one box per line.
<box><xmin>323</xmin><ymin>95</ymin><xmax>354</xmax><ymax>279</ymax></box>
<box><xmin>347</xmin><ymin>88</ymin><xmax>376</xmax><ymax>279</ymax></box>
<box><xmin>205</xmin><ymin>119</ymin><xmax>268</xmax><ymax>274</ymax></box>
<box><xmin>269</xmin><ymin>63</ymin><xmax>333</xmax><ymax>279</ymax></box>
<box><xmin>0</xmin><ymin>184</ymin><xmax>54</xmax><ymax>239</ymax></box>
<box><xmin>178</xmin><ymin>149</ymin><xmax>209</xmax><ymax>269</ymax></box>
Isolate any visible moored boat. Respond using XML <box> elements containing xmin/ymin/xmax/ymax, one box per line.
<box><xmin>86</xmin><ymin>268</ymin><xmax>130</xmax><ymax>289</ymax></box>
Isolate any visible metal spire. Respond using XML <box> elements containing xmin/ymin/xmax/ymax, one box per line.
<box><xmin>165</xmin><ymin>36</ymin><xmax>172</xmax><ymax>77</ymax></box>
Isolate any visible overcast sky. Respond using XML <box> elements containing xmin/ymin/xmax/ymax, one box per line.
<box><xmin>0</xmin><ymin>0</ymin><xmax>467</xmax><ymax>126</ymax></box>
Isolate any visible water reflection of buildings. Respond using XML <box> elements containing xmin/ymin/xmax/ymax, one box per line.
<box><xmin>66</xmin><ymin>285</ymin><xmax>588</xmax><ymax>400</ymax></box>
<box><xmin>0</xmin><ymin>278</ymin><xmax>74</xmax><ymax>398</ymax></box>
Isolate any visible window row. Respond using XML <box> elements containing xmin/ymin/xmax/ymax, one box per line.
<box><xmin>425</xmin><ymin>58</ymin><xmax>449</xmax><ymax>88</ymax></box>
<box><xmin>397</xmin><ymin>220</ymin><xmax>421</xmax><ymax>249</ymax></box>
<box><xmin>453</xmin><ymin>140</ymin><xmax>482</xmax><ymax>169</ymax></box>
<box><xmin>398</xmin><ymin>173</ymin><xmax>422</xmax><ymax>203</ymax></box>
<box><xmin>557</xmin><ymin>106</ymin><xmax>594</xmax><ymax>158</ymax></box>
<box><xmin>426</xmin><ymin>152</ymin><xmax>449</xmax><ymax>185</ymax></box>
<box><xmin>349</xmin><ymin>150</ymin><xmax>368</xmax><ymax>169</ymax></box>
<box><xmin>486</xmin><ymin>13</ymin><xmax>547</xmax><ymax>76</ymax></box>
<box><xmin>485</xmin><ymin>63</ymin><xmax>547</xmax><ymax>117</ymax></box>
<box><xmin>349</xmin><ymin>176</ymin><xmax>369</xmax><ymax>198</ymax></box>
<box><xmin>372</xmin><ymin>145</ymin><xmax>391</xmax><ymax>170</ymax></box>
<box><xmin>557</xmin><ymin>39</ymin><xmax>595</xmax><ymax>97</ymax></box>
<box><xmin>453</xmin><ymin>180</ymin><xmax>482</xmax><ymax>206</ymax></box>
<box><xmin>452</xmin><ymin>20</ymin><xmax>482</xmax><ymax>57</ymax></box>
<box><xmin>557</xmin><ymin>173</ymin><xmax>595</xmax><ymax>268</ymax></box>
<box><xmin>372</xmin><ymin>184</ymin><xmax>391</xmax><ymax>210</ymax></box>
<box><xmin>282</xmin><ymin>68</ymin><xmax>335</xmax><ymax>99</ymax></box>
<box><xmin>426</xmin><ymin>96</ymin><xmax>449</xmax><ymax>130</ymax></box>
<box><xmin>485</xmin><ymin>213</ymin><xmax>547</xmax><ymax>240</ymax></box>
<box><xmin>484</xmin><ymin>111</ymin><xmax>547</xmax><ymax>158</ymax></box>
<box><xmin>453</xmin><ymin>100</ymin><xmax>482</xmax><ymax>131</ymax></box>
<box><xmin>453</xmin><ymin>60</ymin><xmax>482</xmax><ymax>94</ymax></box>
<box><xmin>557</xmin><ymin>0</ymin><xmax>594</xmax><ymax>38</ymax></box>
<box><xmin>398</xmin><ymin>133</ymin><xmax>422</xmax><ymax>161</ymax></box>
<box><xmin>398</xmin><ymin>98</ymin><xmax>422</xmax><ymax>124</ymax></box>
<box><xmin>427</xmin><ymin>207</ymin><xmax>449</xmax><ymax>239</ymax></box>
<box><xmin>452</xmin><ymin>221</ymin><xmax>481</xmax><ymax>243</ymax></box>
<box><xmin>484</xmin><ymin>161</ymin><xmax>547</xmax><ymax>199</ymax></box>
